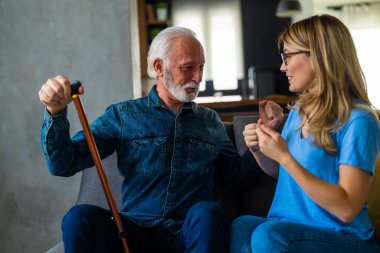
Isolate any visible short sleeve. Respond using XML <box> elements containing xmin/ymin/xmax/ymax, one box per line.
<box><xmin>338</xmin><ymin>110</ymin><xmax>380</xmax><ymax>174</ymax></box>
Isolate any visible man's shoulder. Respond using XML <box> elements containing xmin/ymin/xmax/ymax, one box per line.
<box><xmin>196</xmin><ymin>104</ymin><xmax>217</xmax><ymax>113</ymax></box>
<box><xmin>194</xmin><ymin>104</ymin><xmax>221</xmax><ymax>122</ymax></box>
<box><xmin>113</xmin><ymin>96</ymin><xmax>148</xmax><ymax>107</ymax></box>
<box><xmin>104</xmin><ymin>96</ymin><xmax>149</xmax><ymax>115</ymax></box>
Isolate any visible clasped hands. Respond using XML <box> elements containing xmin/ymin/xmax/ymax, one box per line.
<box><xmin>243</xmin><ymin>101</ymin><xmax>288</xmax><ymax>162</ymax></box>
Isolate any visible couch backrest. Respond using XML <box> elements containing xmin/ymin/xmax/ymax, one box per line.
<box><xmin>75</xmin><ymin>152</ymin><xmax>123</xmax><ymax>209</ymax></box>
<box><xmin>368</xmin><ymin>153</ymin><xmax>380</xmax><ymax>242</ymax></box>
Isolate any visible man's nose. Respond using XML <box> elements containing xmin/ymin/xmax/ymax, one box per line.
<box><xmin>192</xmin><ymin>68</ymin><xmax>203</xmax><ymax>83</ymax></box>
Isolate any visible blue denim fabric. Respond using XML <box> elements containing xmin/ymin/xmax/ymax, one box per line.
<box><xmin>230</xmin><ymin>215</ymin><xmax>380</xmax><ymax>253</ymax></box>
<box><xmin>62</xmin><ymin>202</ymin><xmax>229</xmax><ymax>253</ymax></box>
<box><xmin>41</xmin><ymin>85</ymin><xmax>258</xmax><ymax>234</ymax></box>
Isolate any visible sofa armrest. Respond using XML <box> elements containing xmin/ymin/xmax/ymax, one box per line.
<box><xmin>45</xmin><ymin>242</ymin><xmax>64</xmax><ymax>253</ymax></box>
<box><xmin>45</xmin><ymin>152</ymin><xmax>123</xmax><ymax>253</ymax></box>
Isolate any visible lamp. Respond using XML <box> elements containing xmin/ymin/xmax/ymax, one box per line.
<box><xmin>276</xmin><ymin>0</ymin><xmax>302</xmax><ymax>18</ymax></box>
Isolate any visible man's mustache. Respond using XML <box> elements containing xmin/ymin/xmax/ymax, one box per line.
<box><xmin>182</xmin><ymin>82</ymin><xmax>199</xmax><ymax>89</ymax></box>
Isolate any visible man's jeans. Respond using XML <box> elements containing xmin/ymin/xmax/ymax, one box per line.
<box><xmin>230</xmin><ymin>215</ymin><xmax>379</xmax><ymax>253</ymax></box>
<box><xmin>62</xmin><ymin>201</ymin><xmax>229</xmax><ymax>253</ymax></box>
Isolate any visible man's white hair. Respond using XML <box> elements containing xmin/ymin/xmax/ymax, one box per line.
<box><xmin>146</xmin><ymin>27</ymin><xmax>198</xmax><ymax>78</ymax></box>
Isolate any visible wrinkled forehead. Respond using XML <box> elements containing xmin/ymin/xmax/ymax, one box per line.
<box><xmin>169</xmin><ymin>37</ymin><xmax>205</xmax><ymax>64</ymax></box>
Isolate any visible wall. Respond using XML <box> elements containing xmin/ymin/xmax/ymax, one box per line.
<box><xmin>241</xmin><ymin>0</ymin><xmax>290</xmax><ymax>70</ymax></box>
<box><xmin>293</xmin><ymin>0</ymin><xmax>314</xmax><ymax>22</ymax></box>
<box><xmin>240</xmin><ymin>0</ymin><xmax>292</xmax><ymax>98</ymax></box>
<box><xmin>0</xmin><ymin>0</ymin><xmax>138</xmax><ymax>252</ymax></box>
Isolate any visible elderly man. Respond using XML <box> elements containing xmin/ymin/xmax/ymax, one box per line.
<box><xmin>39</xmin><ymin>27</ymin><xmax>282</xmax><ymax>253</ymax></box>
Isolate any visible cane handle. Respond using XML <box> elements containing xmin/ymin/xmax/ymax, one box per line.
<box><xmin>70</xmin><ymin>80</ymin><xmax>82</xmax><ymax>96</ymax></box>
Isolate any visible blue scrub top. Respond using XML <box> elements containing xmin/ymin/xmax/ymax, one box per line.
<box><xmin>268</xmin><ymin>106</ymin><xmax>380</xmax><ymax>240</ymax></box>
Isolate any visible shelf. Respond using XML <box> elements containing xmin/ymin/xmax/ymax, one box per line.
<box><xmin>138</xmin><ymin>0</ymin><xmax>171</xmax><ymax>79</ymax></box>
<box><xmin>146</xmin><ymin>19</ymin><xmax>169</xmax><ymax>25</ymax></box>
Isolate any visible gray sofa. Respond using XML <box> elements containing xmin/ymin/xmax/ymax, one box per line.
<box><xmin>46</xmin><ymin>114</ymin><xmax>279</xmax><ymax>253</ymax></box>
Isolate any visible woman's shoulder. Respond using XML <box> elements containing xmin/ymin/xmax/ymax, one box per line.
<box><xmin>340</xmin><ymin>106</ymin><xmax>379</xmax><ymax>138</ymax></box>
<box><xmin>349</xmin><ymin>106</ymin><xmax>379</xmax><ymax>124</ymax></box>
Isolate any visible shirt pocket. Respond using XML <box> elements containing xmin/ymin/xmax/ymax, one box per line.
<box><xmin>187</xmin><ymin>138</ymin><xmax>216</xmax><ymax>177</ymax></box>
<box><xmin>132</xmin><ymin>135</ymin><xmax>166</xmax><ymax>176</ymax></box>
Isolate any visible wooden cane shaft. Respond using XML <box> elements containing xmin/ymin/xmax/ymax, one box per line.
<box><xmin>72</xmin><ymin>95</ymin><xmax>130</xmax><ymax>253</ymax></box>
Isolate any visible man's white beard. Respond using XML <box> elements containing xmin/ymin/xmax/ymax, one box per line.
<box><xmin>164</xmin><ymin>68</ymin><xmax>200</xmax><ymax>102</ymax></box>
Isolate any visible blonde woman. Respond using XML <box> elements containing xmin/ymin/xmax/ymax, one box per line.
<box><xmin>231</xmin><ymin>14</ymin><xmax>380</xmax><ymax>252</ymax></box>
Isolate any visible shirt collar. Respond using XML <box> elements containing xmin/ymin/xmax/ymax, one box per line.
<box><xmin>147</xmin><ymin>84</ymin><xmax>163</xmax><ymax>107</ymax></box>
<box><xmin>147</xmin><ymin>84</ymin><xmax>198</xmax><ymax>113</ymax></box>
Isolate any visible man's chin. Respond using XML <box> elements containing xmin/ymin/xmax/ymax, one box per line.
<box><xmin>179</xmin><ymin>93</ymin><xmax>198</xmax><ymax>102</ymax></box>
<box><xmin>187</xmin><ymin>91</ymin><xmax>199</xmax><ymax>100</ymax></box>
<box><xmin>166</xmin><ymin>85</ymin><xmax>199</xmax><ymax>102</ymax></box>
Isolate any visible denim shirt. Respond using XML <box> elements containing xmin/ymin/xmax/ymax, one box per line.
<box><xmin>41</xmin><ymin>85</ymin><xmax>258</xmax><ymax>234</ymax></box>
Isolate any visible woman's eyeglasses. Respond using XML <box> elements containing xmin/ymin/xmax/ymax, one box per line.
<box><xmin>280</xmin><ymin>51</ymin><xmax>309</xmax><ymax>66</ymax></box>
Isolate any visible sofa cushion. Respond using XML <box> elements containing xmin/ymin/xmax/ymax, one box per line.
<box><xmin>45</xmin><ymin>242</ymin><xmax>64</xmax><ymax>253</ymax></box>
<box><xmin>232</xmin><ymin>115</ymin><xmax>260</xmax><ymax>156</ymax></box>
<box><xmin>76</xmin><ymin>152</ymin><xmax>123</xmax><ymax>209</ymax></box>
<box><xmin>368</xmin><ymin>153</ymin><xmax>380</xmax><ymax>242</ymax></box>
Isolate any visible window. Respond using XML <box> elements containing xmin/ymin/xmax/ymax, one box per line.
<box><xmin>338</xmin><ymin>3</ymin><xmax>380</xmax><ymax>109</ymax></box>
<box><xmin>172</xmin><ymin>0</ymin><xmax>244</xmax><ymax>102</ymax></box>
<box><xmin>351</xmin><ymin>28</ymin><xmax>380</xmax><ymax>110</ymax></box>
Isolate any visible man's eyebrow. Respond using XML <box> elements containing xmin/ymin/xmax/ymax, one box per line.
<box><xmin>183</xmin><ymin>60</ymin><xmax>205</xmax><ymax>64</ymax></box>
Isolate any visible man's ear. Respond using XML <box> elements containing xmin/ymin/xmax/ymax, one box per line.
<box><xmin>153</xmin><ymin>59</ymin><xmax>164</xmax><ymax>77</ymax></box>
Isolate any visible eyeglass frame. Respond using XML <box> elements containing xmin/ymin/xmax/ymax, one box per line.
<box><xmin>280</xmin><ymin>51</ymin><xmax>309</xmax><ymax>66</ymax></box>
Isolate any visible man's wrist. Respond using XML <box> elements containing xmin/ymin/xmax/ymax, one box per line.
<box><xmin>46</xmin><ymin>107</ymin><xmax>67</xmax><ymax>117</ymax></box>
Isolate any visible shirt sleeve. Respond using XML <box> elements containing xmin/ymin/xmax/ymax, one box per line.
<box><xmin>40</xmin><ymin>104</ymin><xmax>121</xmax><ymax>177</ymax></box>
<box><xmin>40</xmin><ymin>108</ymin><xmax>79</xmax><ymax>176</ymax></box>
<box><xmin>338</xmin><ymin>110</ymin><xmax>380</xmax><ymax>174</ymax></box>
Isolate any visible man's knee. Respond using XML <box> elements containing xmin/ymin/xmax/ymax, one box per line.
<box><xmin>182</xmin><ymin>201</ymin><xmax>229</xmax><ymax>253</ymax></box>
<box><xmin>62</xmin><ymin>204</ymin><xmax>102</xmax><ymax>234</ymax></box>
<box><xmin>186</xmin><ymin>201</ymin><xmax>226</xmax><ymax>223</ymax></box>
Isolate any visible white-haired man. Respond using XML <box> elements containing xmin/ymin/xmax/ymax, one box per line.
<box><xmin>39</xmin><ymin>27</ymin><xmax>283</xmax><ymax>253</ymax></box>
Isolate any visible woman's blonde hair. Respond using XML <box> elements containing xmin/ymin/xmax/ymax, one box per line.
<box><xmin>278</xmin><ymin>14</ymin><xmax>378</xmax><ymax>153</ymax></box>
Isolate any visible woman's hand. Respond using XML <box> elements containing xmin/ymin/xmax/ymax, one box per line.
<box><xmin>256</xmin><ymin>123</ymin><xmax>290</xmax><ymax>164</ymax></box>
<box><xmin>256</xmin><ymin>124</ymin><xmax>372</xmax><ymax>223</ymax></box>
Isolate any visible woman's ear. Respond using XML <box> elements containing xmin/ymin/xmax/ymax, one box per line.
<box><xmin>153</xmin><ymin>59</ymin><xmax>164</xmax><ymax>77</ymax></box>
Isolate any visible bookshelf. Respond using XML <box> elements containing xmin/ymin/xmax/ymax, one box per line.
<box><xmin>138</xmin><ymin>0</ymin><xmax>171</xmax><ymax>79</ymax></box>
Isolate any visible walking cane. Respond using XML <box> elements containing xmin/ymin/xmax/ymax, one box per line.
<box><xmin>70</xmin><ymin>80</ymin><xmax>130</xmax><ymax>253</ymax></box>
